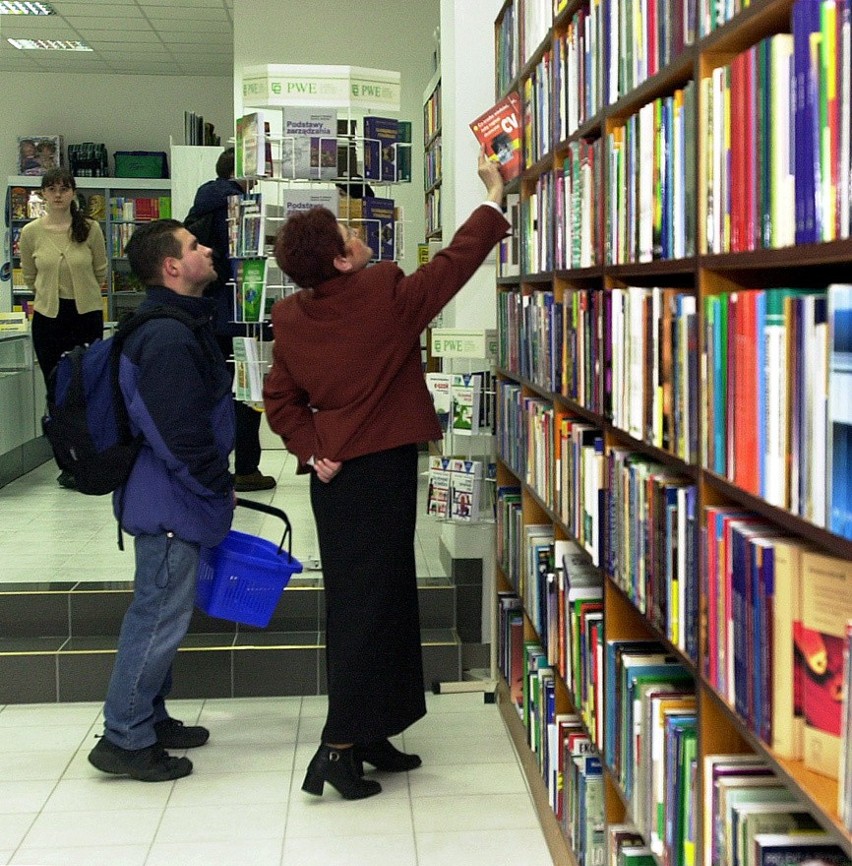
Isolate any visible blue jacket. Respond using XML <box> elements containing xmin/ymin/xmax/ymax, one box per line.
<box><xmin>113</xmin><ymin>287</ymin><xmax>235</xmax><ymax>547</ymax></box>
<box><xmin>185</xmin><ymin>177</ymin><xmax>244</xmax><ymax>337</ymax></box>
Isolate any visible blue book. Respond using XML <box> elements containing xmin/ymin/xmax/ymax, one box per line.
<box><xmin>828</xmin><ymin>284</ymin><xmax>852</xmax><ymax>540</ymax></box>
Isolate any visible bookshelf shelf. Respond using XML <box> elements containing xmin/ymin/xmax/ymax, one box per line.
<box><xmin>490</xmin><ymin>0</ymin><xmax>852</xmax><ymax>861</ymax></box>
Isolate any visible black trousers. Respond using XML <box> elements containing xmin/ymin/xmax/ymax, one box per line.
<box><xmin>216</xmin><ymin>335</ymin><xmax>262</xmax><ymax>475</ymax></box>
<box><xmin>31</xmin><ymin>299</ymin><xmax>104</xmax><ymax>387</ymax></box>
<box><xmin>310</xmin><ymin>443</ymin><xmax>427</xmax><ymax>744</ymax></box>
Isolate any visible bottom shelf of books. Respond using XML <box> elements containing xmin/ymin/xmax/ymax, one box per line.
<box><xmin>494</xmin><ymin>461</ymin><xmax>852</xmax><ymax>866</ymax></box>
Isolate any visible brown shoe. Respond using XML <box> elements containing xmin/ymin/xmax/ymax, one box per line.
<box><xmin>234</xmin><ymin>470</ymin><xmax>276</xmax><ymax>492</ymax></box>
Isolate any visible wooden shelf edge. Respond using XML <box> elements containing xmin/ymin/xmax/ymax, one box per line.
<box><xmin>495</xmin><ymin>679</ymin><xmax>579</xmax><ymax>866</ymax></box>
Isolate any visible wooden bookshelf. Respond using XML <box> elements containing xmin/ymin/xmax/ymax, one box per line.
<box><xmin>490</xmin><ymin>0</ymin><xmax>852</xmax><ymax>861</ymax></box>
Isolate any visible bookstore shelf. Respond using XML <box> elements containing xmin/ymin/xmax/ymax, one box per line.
<box><xmin>5</xmin><ymin>175</ymin><xmax>171</xmax><ymax>321</ymax></box>
<box><xmin>491</xmin><ymin>0</ymin><xmax>852</xmax><ymax>861</ymax></box>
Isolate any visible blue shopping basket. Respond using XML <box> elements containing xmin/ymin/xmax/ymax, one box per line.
<box><xmin>196</xmin><ymin>499</ymin><xmax>303</xmax><ymax>627</ymax></box>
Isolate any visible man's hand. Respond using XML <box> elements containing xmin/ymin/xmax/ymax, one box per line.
<box><xmin>314</xmin><ymin>457</ymin><xmax>342</xmax><ymax>483</ymax></box>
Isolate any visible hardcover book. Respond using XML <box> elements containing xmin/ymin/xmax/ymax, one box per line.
<box><xmin>469</xmin><ymin>91</ymin><xmax>523</xmax><ymax>181</ymax></box>
<box><xmin>363</xmin><ymin>115</ymin><xmax>399</xmax><ymax>182</ymax></box>
<box><xmin>280</xmin><ymin>107</ymin><xmax>338</xmax><ymax>180</ymax></box>
<box><xmin>800</xmin><ymin>550</ymin><xmax>852</xmax><ymax>779</ymax></box>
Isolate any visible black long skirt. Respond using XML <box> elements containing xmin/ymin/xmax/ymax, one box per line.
<box><xmin>310</xmin><ymin>443</ymin><xmax>427</xmax><ymax>743</ymax></box>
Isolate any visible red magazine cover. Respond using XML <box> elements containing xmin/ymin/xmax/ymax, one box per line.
<box><xmin>469</xmin><ymin>91</ymin><xmax>522</xmax><ymax>181</ymax></box>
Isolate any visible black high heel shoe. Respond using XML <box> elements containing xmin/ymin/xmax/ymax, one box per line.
<box><xmin>353</xmin><ymin>739</ymin><xmax>422</xmax><ymax>774</ymax></box>
<box><xmin>302</xmin><ymin>745</ymin><xmax>382</xmax><ymax>800</ymax></box>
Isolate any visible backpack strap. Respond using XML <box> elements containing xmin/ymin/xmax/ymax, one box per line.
<box><xmin>111</xmin><ymin>305</ymin><xmax>216</xmax><ymax>550</ymax></box>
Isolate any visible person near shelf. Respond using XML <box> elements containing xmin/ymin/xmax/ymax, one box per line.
<box><xmin>184</xmin><ymin>146</ymin><xmax>276</xmax><ymax>493</ymax></box>
<box><xmin>18</xmin><ymin>167</ymin><xmax>108</xmax><ymax>489</ymax></box>
<box><xmin>263</xmin><ymin>148</ymin><xmax>507</xmax><ymax>800</ymax></box>
<box><xmin>87</xmin><ymin>218</ymin><xmax>235</xmax><ymax>782</ymax></box>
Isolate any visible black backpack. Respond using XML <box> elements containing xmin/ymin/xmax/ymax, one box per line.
<box><xmin>42</xmin><ymin>306</ymin><xmax>207</xmax><ymax>546</ymax></box>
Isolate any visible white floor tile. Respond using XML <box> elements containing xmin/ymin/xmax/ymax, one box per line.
<box><xmin>9</xmin><ymin>845</ymin><xmax>149</xmax><ymax>866</ymax></box>
<box><xmin>407</xmin><ymin>761</ymin><xmax>528</xmax><ymax>798</ymax></box>
<box><xmin>145</xmin><ymin>839</ymin><xmax>285</xmax><ymax>866</ymax></box>
<box><xmin>0</xmin><ymin>750</ymin><xmax>74</xmax><ymax>783</ymax></box>
<box><xmin>0</xmin><ymin>781</ymin><xmax>56</xmax><ymax>815</ymax></box>
<box><xmin>0</xmin><ymin>851</ymin><xmax>12</xmax><ymax>865</ymax></box>
<box><xmin>167</xmin><ymin>769</ymin><xmax>293</xmax><ymax>808</ymax></box>
<box><xmin>154</xmin><ymin>803</ymin><xmax>286</xmax><ymax>845</ymax></box>
<box><xmin>190</xmin><ymin>742</ymin><xmax>296</xmax><ymax>776</ymax></box>
<box><xmin>0</xmin><ymin>703</ymin><xmax>100</xmax><ymax>728</ymax></box>
<box><xmin>0</xmin><ymin>815</ymin><xmax>36</xmax><ymax>851</ymax></box>
<box><xmin>284</xmin><ymin>793</ymin><xmax>413</xmax><ymax>839</ymax></box>
<box><xmin>281</xmin><ymin>832</ymin><xmax>418</xmax><ymax>866</ymax></box>
<box><xmin>410</xmin><ymin>793</ymin><xmax>541</xmax><ymax>834</ymax></box>
<box><xmin>21</xmin><ymin>808</ymin><xmax>164</xmax><ymax>848</ymax></box>
<box><xmin>415</xmin><ymin>828</ymin><xmax>554</xmax><ymax>866</ymax></box>
<box><xmin>0</xmin><ymin>726</ymin><xmax>94</xmax><ymax>754</ymax></box>
<box><xmin>41</xmin><ymin>777</ymin><xmax>175</xmax><ymax>813</ymax></box>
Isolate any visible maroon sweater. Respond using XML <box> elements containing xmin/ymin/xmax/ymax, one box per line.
<box><xmin>263</xmin><ymin>204</ymin><xmax>509</xmax><ymax>469</ymax></box>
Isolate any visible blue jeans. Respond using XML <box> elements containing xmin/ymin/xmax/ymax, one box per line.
<box><xmin>103</xmin><ymin>532</ymin><xmax>199</xmax><ymax>750</ymax></box>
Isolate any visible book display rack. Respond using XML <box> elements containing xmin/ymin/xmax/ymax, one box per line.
<box><xmin>490</xmin><ymin>0</ymin><xmax>852</xmax><ymax>863</ymax></box>
<box><xmin>229</xmin><ymin>64</ymin><xmax>412</xmax><ymax>406</ymax></box>
<box><xmin>5</xmin><ymin>176</ymin><xmax>171</xmax><ymax>322</ymax></box>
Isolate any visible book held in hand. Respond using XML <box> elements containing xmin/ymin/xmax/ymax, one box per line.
<box><xmin>469</xmin><ymin>92</ymin><xmax>522</xmax><ymax>181</ymax></box>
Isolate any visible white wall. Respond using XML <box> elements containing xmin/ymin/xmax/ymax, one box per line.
<box><xmin>232</xmin><ymin>0</ymin><xmax>441</xmax><ymax>277</ymax></box>
<box><xmin>2</xmin><ymin>72</ymin><xmax>233</xmax><ymax>312</ymax></box>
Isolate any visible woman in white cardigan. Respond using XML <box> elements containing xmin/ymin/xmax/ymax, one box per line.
<box><xmin>19</xmin><ymin>167</ymin><xmax>108</xmax><ymax>488</ymax></box>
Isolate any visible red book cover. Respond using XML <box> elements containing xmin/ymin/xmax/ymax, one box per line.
<box><xmin>735</xmin><ymin>291</ymin><xmax>760</xmax><ymax>494</ymax></box>
<box><xmin>469</xmin><ymin>91</ymin><xmax>523</xmax><ymax>181</ymax></box>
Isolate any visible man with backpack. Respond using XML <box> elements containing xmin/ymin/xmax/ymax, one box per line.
<box><xmin>88</xmin><ymin>219</ymin><xmax>235</xmax><ymax>782</ymax></box>
<box><xmin>185</xmin><ymin>146</ymin><xmax>276</xmax><ymax>493</ymax></box>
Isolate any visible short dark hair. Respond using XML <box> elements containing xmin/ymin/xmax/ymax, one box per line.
<box><xmin>216</xmin><ymin>147</ymin><xmax>235</xmax><ymax>179</ymax></box>
<box><xmin>126</xmin><ymin>219</ymin><xmax>184</xmax><ymax>285</ymax></box>
<box><xmin>274</xmin><ymin>207</ymin><xmax>345</xmax><ymax>288</ymax></box>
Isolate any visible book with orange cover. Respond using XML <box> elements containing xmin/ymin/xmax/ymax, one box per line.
<box><xmin>469</xmin><ymin>91</ymin><xmax>523</xmax><ymax>181</ymax></box>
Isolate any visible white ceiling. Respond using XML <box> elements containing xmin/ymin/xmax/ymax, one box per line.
<box><xmin>0</xmin><ymin>0</ymin><xmax>234</xmax><ymax>76</ymax></box>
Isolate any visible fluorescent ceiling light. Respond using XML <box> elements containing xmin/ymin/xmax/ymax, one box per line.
<box><xmin>0</xmin><ymin>1</ymin><xmax>56</xmax><ymax>13</ymax></box>
<box><xmin>7</xmin><ymin>37</ymin><xmax>92</xmax><ymax>50</ymax></box>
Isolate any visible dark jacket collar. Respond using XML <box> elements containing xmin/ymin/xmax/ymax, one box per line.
<box><xmin>141</xmin><ymin>285</ymin><xmax>216</xmax><ymax>320</ymax></box>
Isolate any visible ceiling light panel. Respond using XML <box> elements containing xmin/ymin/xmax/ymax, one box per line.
<box><xmin>7</xmin><ymin>37</ymin><xmax>93</xmax><ymax>49</ymax></box>
<box><xmin>0</xmin><ymin>2</ymin><xmax>56</xmax><ymax>14</ymax></box>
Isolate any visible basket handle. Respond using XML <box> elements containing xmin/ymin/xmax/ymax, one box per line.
<box><xmin>235</xmin><ymin>498</ymin><xmax>294</xmax><ymax>561</ymax></box>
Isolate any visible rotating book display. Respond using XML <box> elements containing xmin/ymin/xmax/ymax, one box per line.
<box><xmin>489</xmin><ymin>0</ymin><xmax>852</xmax><ymax>863</ymax></box>
<box><xmin>229</xmin><ymin>64</ymin><xmax>413</xmax><ymax>405</ymax></box>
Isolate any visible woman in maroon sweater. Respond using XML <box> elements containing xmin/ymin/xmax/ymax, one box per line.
<box><xmin>264</xmin><ymin>152</ymin><xmax>507</xmax><ymax>800</ymax></box>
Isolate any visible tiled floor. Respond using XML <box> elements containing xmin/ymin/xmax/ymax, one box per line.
<box><xmin>0</xmin><ymin>450</ymin><xmax>554</xmax><ymax>865</ymax></box>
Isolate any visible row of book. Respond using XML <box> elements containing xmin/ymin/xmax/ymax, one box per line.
<box><xmin>703</xmin><ymin>507</ymin><xmax>852</xmax><ymax>781</ymax></box>
<box><xmin>496</xmin><ymin>381</ymin><xmax>851</xmax><ymax>786</ymax></box>
<box><xmin>703</xmin><ymin>284</ymin><xmax>852</xmax><ymax>541</ymax></box>
<box><xmin>703</xmin><ymin>7</ymin><xmax>852</xmax><ymax>254</ymax></box>
<box><xmin>551</xmin><ymin>0</ymin><xmax>690</xmax><ymax>143</ymax></box>
<box><xmin>605</xmin><ymin>83</ymin><xmax>697</xmax><ymax>264</ymax></box>
<box><xmin>496</xmin><ymin>281</ymin><xmax>852</xmax><ymax>541</ymax></box>
<box><xmin>494</xmin><ymin>615</ymin><xmax>605</xmax><ymax>865</ymax></box>
<box><xmin>498</xmin><ymin>534</ymin><xmax>852</xmax><ymax>859</ymax></box>
<box><xmin>425</xmin><ymin>456</ymin><xmax>494</xmax><ymax>523</ymax></box>
<box><xmin>425</xmin><ymin>370</ymin><xmax>496</xmax><ymax>438</ymax></box>
<box><xmin>109</xmin><ymin>195</ymin><xmax>171</xmax><ymax>222</ymax></box>
<box><xmin>234</xmin><ymin>109</ymin><xmax>412</xmax><ymax>183</ymax></box>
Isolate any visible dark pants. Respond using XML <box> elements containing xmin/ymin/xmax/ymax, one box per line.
<box><xmin>216</xmin><ymin>335</ymin><xmax>262</xmax><ymax>475</ymax></box>
<box><xmin>310</xmin><ymin>444</ymin><xmax>426</xmax><ymax>744</ymax></box>
<box><xmin>32</xmin><ymin>299</ymin><xmax>104</xmax><ymax>387</ymax></box>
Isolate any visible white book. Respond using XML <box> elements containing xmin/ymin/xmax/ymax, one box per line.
<box><xmin>770</xmin><ymin>35</ymin><xmax>795</xmax><ymax>248</ymax></box>
<box><xmin>279</xmin><ymin>107</ymin><xmax>338</xmax><ymax>180</ymax></box>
